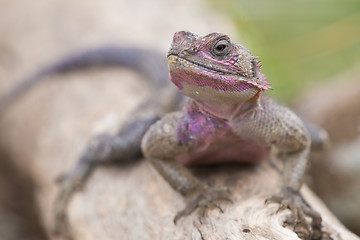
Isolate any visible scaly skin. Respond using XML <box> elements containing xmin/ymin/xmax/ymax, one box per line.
<box><xmin>142</xmin><ymin>31</ymin><xmax>322</xmax><ymax>238</ymax></box>
<box><xmin>0</xmin><ymin>32</ymin><xmax>325</xmax><ymax>239</ymax></box>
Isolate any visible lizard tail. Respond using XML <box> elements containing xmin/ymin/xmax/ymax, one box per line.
<box><xmin>0</xmin><ymin>46</ymin><xmax>169</xmax><ymax>113</ymax></box>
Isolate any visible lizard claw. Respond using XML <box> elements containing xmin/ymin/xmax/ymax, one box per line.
<box><xmin>174</xmin><ymin>186</ymin><xmax>232</xmax><ymax>224</ymax></box>
<box><xmin>266</xmin><ymin>187</ymin><xmax>322</xmax><ymax>239</ymax></box>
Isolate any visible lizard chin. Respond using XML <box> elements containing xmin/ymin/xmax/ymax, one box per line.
<box><xmin>168</xmin><ymin>55</ymin><xmax>261</xmax><ymax>118</ymax></box>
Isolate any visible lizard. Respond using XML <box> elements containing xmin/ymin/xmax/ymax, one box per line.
<box><xmin>0</xmin><ymin>31</ymin><xmax>327</xmax><ymax>240</ymax></box>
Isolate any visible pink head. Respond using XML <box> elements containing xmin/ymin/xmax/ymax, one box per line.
<box><xmin>168</xmin><ymin>31</ymin><xmax>271</xmax><ymax>103</ymax></box>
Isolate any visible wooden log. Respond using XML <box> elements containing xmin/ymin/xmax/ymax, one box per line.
<box><xmin>0</xmin><ymin>67</ymin><xmax>358</xmax><ymax>240</ymax></box>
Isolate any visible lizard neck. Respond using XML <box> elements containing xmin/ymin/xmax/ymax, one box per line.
<box><xmin>180</xmin><ymin>81</ymin><xmax>261</xmax><ymax>119</ymax></box>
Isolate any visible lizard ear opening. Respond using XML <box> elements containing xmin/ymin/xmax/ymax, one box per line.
<box><xmin>252</xmin><ymin>58</ymin><xmax>263</xmax><ymax>80</ymax></box>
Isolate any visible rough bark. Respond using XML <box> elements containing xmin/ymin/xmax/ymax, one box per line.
<box><xmin>0</xmin><ymin>67</ymin><xmax>358</xmax><ymax>240</ymax></box>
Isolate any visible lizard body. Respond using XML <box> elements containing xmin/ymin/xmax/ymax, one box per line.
<box><xmin>174</xmin><ymin>100</ymin><xmax>269</xmax><ymax>165</ymax></box>
<box><xmin>1</xmin><ymin>31</ymin><xmax>326</xmax><ymax>239</ymax></box>
<box><xmin>141</xmin><ymin>33</ymin><xmax>321</xmax><ymax>234</ymax></box>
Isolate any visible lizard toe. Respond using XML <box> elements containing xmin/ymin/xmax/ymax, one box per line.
<box><xmin>266</xmin><ymin>187</ymin><xmax>323</xmax><ymax>239</ymax></box>
<box><xmin>173</xmin><ymin>186</ymin><xmax>232</xmax><ymax>224</ymax></box>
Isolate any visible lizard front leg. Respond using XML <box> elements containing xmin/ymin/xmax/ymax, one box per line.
<box><xmin>231</xmin><ymin>97</ymin><xmax>322</xmax><ymax>239</ymax></box>
<box><xmin>142</xmin><ymin>112</ymin><xmax>231</xmax><ymax>223</ymax></box>
<box><xmin>270</xmin><ymin>148</ymin><xmax>322</xmax><ymax>239</ymax></box>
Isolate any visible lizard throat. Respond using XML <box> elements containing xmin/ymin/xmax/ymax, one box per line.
<box><xmin>168</xmin><ymin>55</ymin><xmax>261</xmax><ymax>118</ymax></box>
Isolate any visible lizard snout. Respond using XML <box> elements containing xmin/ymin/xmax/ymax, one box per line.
<box><xmin>167</xmin><ymin>49</ymin><xmax>180</xmax><ymax>57</ymax></box>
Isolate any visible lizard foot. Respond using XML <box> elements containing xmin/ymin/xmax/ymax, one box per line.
<box><xmin>266</xmin><ymin>187</ymin><xmax>322</xmax><ymax>240</ymax></box>
<box><xmin>174</xmin><ymin>186</ymin><xmax>232</xmax><ymax>224</ymax></box>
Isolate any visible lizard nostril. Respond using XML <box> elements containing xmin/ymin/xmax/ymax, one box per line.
<box><xmin>188</xmin><ymin>47</ymin><xmax>198</xmax><ymax>53</ymax></box>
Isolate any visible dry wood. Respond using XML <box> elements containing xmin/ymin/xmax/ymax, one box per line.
<box><xmin>0</xmin><ymin>68</ymin><xmax>358</xmax><ymax>240</ymax></box>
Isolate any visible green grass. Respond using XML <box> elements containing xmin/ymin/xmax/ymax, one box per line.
<box><xmin>208</xmin><ymin>0</ymin><xmax>360</xmax><ymax>101</ymax></box>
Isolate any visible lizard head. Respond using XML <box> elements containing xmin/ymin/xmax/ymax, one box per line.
<box><xmin>168</xmin><ymin>31</ymin><xmax>271</xmax><ymax>113</ymax></box>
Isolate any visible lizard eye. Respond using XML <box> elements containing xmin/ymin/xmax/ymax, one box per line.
<box><xmin>212</xmin><ymin>39</ymin><xmax>231</xmax><ymax>57</ymax></box>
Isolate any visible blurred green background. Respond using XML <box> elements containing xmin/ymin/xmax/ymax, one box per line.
<box><xmin>209</xmin><ymin>0</ymin><xmax>360</xmax><ymax>101</ymax></box>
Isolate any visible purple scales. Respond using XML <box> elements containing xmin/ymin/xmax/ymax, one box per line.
<box><xmin>176</xmin><ymin>103</ymin><xmax>269</xmax><ymax>165</ymax></box>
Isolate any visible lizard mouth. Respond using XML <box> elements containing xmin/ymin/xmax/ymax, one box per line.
<box><xmin>168</xmin><ymin>52</ymin><xmax>237</xmax><ymax>75</ymax></box>
<box><xmin>168</xmin><ymin>54</ymin><xmax>271</xmax><ymax>91</ymax></box>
